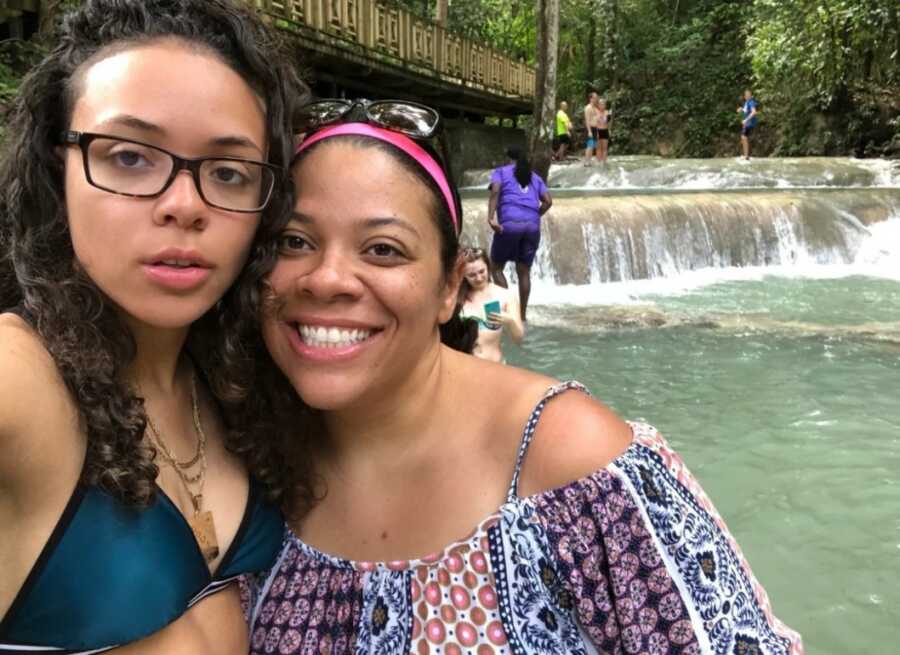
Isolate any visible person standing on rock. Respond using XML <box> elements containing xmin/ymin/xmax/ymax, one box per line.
<box><xmin>595</xmin><ymin>97</ymin><xmax>612</xmax><ymax>163</ymax></box>
<box><xmin>553</xmin><ymin>100</ymin><xmax>572</xmax><ymax>161</ymax></box>
<box><xmin>737</xmin><ymin>88</ymin><xmax>758</xmax><ymax>160</ymax></box>
<box><xmin>488</xmin><ymin>145</ymin><xmax>552</xmax><ymax>322</ymax></box>
<box><xmin>583</xmin><ymin>91</ymin><xmax>599</xmax><ymax>166</ymax></box>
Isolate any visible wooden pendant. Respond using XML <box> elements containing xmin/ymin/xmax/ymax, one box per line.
<box><xmin>189</xmin><ymin>510</ymin><xmax>220</xmax><ymax>562</ymax></box>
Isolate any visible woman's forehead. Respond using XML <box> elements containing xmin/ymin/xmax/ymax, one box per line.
<box><xmin>294</xmin><ymin>140</ymin><xmax>418</xmax><ymax>185</ymax></box>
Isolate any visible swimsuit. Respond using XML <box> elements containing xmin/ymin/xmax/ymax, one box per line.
<box><xmin>0</xmin><ymin>309</ymin><xmax>283</xmax><ymax>654</ymax></box>
<box><xmin>460</xmin><ymin>305</ymin><xmax>502</xmax><ymax>332</ymax></box>
<box><xmin>1</xmin><ymin>480</ymin><xmax>282</xmax><ymax>653</ymax></box>
<box><xmin>596</xmin><ymin>112</ymin><xmax>610</xmax><ymax>140</ymax></box>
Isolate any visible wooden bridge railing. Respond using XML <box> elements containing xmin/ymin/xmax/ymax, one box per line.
<box><xmin>253</xmin><ymin>0</ymin><xmax>535</xmax><ymax>102</ymax></box>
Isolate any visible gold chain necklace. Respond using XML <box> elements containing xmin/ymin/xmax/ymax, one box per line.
<box><xmin>143</xmin><ymin>370</ymin><xmax>219</xmax><ymax>562</ymax></box>
<box><xmin>146</xmin><ymin>374</ymin><xmax>203</xmax><ymax>470</ymax></box>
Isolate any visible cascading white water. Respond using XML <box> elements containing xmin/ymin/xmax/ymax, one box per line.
<box><xmin>461</xmin><ymin>189</ymin><xmax>899</xmax><ymax>285</ymax></box>
<box><xmin>462</xmin><ymin>156</ymin><xmax>900</xmax><ymax>191</ymax></box>
<box><xmin>852</xmin><ymin>216</ymin><xmax>900</xmax><ymax>278</ymax></box>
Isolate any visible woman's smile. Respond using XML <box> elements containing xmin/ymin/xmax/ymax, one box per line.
<box><xmin>281</xmin><ymin>316</ymin><xmax>383</xmax><ymax>362</ymax></box>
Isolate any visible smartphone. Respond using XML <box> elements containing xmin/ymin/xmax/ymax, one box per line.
<box><xmin>483</xmin><ymin>300</ymin><xmax>502</xmax><ymax>317</ymax></box>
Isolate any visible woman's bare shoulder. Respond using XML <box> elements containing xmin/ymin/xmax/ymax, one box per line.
<box><xmin>0</xmin><ymin>313</ymin><xmax>78</xmax><ymax>481</ymax></box>
<box><xmin>514</xmin><ymin>381</ymin><xmax>633</xmax><ymax>497</ymax></box>
<box><xmin>0</xmin><ymin>310</ymin><xmax>58</xmax><ymax>371</ymax></box>
<box><xmin>447</xmin><ymin>354</ymin><xmax>632</xmax><ymax>497</ymax></box>
<box><xmin>0</xmin><ymin>312</ymin><xmax>56</xmax><ymax>388</ymax></box>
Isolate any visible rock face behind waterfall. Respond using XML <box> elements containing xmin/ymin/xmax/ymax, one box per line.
<box><xmin>461</xmin><ymin>189</ymin><xmax>900</xmax><ymax>284</ymax></box>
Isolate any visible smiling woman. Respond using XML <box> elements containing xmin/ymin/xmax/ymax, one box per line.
<box><xmin>224</xmin><ymin>111</ymin><xmax>804</xmax><ymax>654</ymax></box>
<box><xmin>0</xmin><ymin>1</ymin><xmax>305</xmax><ymax>653</ymax></box>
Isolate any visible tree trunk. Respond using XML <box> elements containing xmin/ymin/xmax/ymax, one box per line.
<box><xmin>598</xmin><ymin>0</ymin><xmax>617</xmax><ymax>89</ymax></box>
<box><xmin>529</xmin><ymin>0</ymin><xmax>559</xmax><ymax>182</ymax></box>
<box><xmin>434</xmin><ymin>0</ymin><xmax>449</xmax><ymax>26</ymax></box>
<box><xmin>586</xmin><ymin>11</ymin><xmax>597</xmax><ymax>87</ymax></box>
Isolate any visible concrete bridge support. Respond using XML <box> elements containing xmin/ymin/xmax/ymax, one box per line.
<box><xmin>443</xmin><ymin>120</ymin><xmax>526</xmax><ymax>184</ymax></box>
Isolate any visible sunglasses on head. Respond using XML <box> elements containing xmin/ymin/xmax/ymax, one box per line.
<box><xmin>296</xmin><ymin>99</ymin><xmax>442</xmax><ymax>139</ymax></box>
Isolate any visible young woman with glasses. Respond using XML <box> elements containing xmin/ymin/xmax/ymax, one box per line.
<box><xmin>222</xmin><ymin>101</ymin><xmax>803</xmax><ymax>654</ymax></box>
<box><xmin>0</xmin><ymin>1</ymin><xmax>303</xmax><ymax>652</ymax></box>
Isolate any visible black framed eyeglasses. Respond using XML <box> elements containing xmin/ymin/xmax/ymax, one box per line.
<box><xmin>297</xmin><ymin>99</ymin><xmax>441</xmax><ymax>139</ymax></box>
<box><xmin>60</xmin><ymin>131</ymin><xmax>280</xmax><ymax>213</ymax></box>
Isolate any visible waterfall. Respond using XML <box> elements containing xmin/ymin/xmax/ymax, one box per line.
<box><xmin>460</xmin><ymin>189</ymin><xmax>900</xmax><ymax>285</ymax></box>
<box><xmin>462</xmin><ymin>156</ymin><xmax>900</xmax><ymax>191</ymax></box>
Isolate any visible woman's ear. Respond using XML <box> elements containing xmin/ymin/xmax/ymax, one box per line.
<box><xmin>438</xmin><ymin>253</ymin><xmax>465</xmax><ymax>324</ymax></box>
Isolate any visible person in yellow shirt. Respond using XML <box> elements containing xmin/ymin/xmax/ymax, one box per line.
<box><xmin>553</xmin><ymin>100</ymin><xmax>572</xmax><ymax>161</ymax></box>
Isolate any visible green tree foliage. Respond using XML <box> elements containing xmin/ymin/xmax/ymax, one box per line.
<box><xmin>390</xmin><ymin>0</ymin><xmax>535</xmax><ymax>58</ymax></box>
<box><xmin>422</xmin><ymin>0</ymin><xmax>898</xmax><ymax>157</ymax></box>
<box><xmin>552</xmin><ymin>0</ymin><xmax>757</xmax><ymax>156</ymax></box>
<box><xmin>0</xmin><ymin>39</ymin><xmax>46</xmax><ymax>142</ymax></box>
<box><xmin>748</xmin><ymin>0</ymin><xmax>899</xmax><ymax>154</ymax></box>
<box><xmin>447</xmin><ymin>0</ymin><xmax>535</xmax><ymax>61</ymax></box>
<box><xmin>3</xmin><ymin>0</ymin><xmax>897</xmax><ymax>156</ymax></box>
<box><xmin>413</xmin><ymin>0</ymin><xmax>758</xmax><ymax>156</ymax></box>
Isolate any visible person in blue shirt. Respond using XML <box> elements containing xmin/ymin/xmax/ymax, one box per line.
<box><xmin>737</xmin><ymin>89</ymin><xmax>759</xmax><ymax>160</ymax></box>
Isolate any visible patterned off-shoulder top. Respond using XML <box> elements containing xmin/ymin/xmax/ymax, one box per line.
<box><xmin>245</xmin><ymin>381</ymin><xmax>804</xmax><ymax>655</ymax></box>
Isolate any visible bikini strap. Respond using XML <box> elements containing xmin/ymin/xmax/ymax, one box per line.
<box><xmin>505</xmin><ymin>380</ymin><xmax>591</xmax><ymax>502</ymax></box>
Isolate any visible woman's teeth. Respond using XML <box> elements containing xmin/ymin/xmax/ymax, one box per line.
<box><xmin>297</xmin><ymin>325</ymin><xmax>373</xmax><ymax>348</ymax></box>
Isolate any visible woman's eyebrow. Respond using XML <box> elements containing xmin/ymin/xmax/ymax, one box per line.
<box><xmin>361</xmin><ymin>217</ymin><xmax>421</xmax><ymax>237</ymax></box>
<box><xmin>94</xmin><ymin>114</ymin><xmax>164</xmax><ymax>135</ymax></box>
<box><xmin>92</xmin><ymin>114</ymin><xmax>263</xmax><ymax>154</ymax></box>
<box><xmin>207</xmin><ymin>134</ymin><xmax>264</xmax><ymax>155</ymax></box>
<box><xmin>289</xmin><ymin>213</ymin><xmax>421</xmax><ymax>237</ymax></box>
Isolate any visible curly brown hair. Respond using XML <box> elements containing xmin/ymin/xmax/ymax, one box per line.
<box><xmin>0</xmin><ymin>0</ymin><xmax>307</xmax><ymax>507</ymax></box>
<box><xmin>218</xmin><ymin>133</ymin><xmax>475</xmax><ymax>518</ymax></box>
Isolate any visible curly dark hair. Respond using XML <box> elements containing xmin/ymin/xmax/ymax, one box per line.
<box><xmin>0</xmin><ymin>0</ymin><xmax>307</xmax><ymax>507</ymax></box>
<box><xmin>218</xmin><ymin>131</ymin><xmax>475</xmax><ymax>518</ymax></box>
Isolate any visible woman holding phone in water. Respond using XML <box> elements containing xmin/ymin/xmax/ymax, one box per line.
<box><xmin>223</xmin><ymin>99</ymin><xmax>803</xmax><ymax>654</ymax></box>
<box><xmin>460</xmin><ymin>247</ymin><xmax>524</xmax><ymax>362</ymax></box>
<box><xmin>0</xmin><ymin>0</ymin><xmax>301</xmax><ymax>652</ymax></box>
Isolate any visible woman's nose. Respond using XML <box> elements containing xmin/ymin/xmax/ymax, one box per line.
<box><xmin>294</xmin><ymin>248</ymin><xmax>365</xmax><ymax>301</ymax></box>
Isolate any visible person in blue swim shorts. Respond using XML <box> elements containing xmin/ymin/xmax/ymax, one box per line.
<box><xmin>737</xmin><ymin>88</ymin><xmax>759</xmax><ymax>160</ymax></box>
<box><xmin>487</xmin><ymin>145</ymin><xmax>553</xmax><ymax>322</ymax></box>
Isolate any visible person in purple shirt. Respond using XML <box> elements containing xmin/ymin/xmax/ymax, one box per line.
<box><xmin>487</xmin><ymin>146</ymin><xmax>552</xmax><ymax>322</ymax></box>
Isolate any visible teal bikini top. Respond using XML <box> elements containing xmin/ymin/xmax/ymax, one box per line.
<box><xmin>0</xmin><ymin>478</ymin><xmax>282</xmax><ymax>653</ymax></box>
<box><xmin>0</xmin><ymin>307</ymin><xmax>283</xmax><ymax>653</ymax></box>
<box><xmin>459</xmin><ymin>305</ymin><xmax>502</xmax><ymax>332</ymax></box>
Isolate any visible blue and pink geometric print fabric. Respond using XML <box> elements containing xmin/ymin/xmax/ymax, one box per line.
<box><xmin>246</xmin><ymin>383</ymin><xmax>804</xmax><ymax>655</ymax></box>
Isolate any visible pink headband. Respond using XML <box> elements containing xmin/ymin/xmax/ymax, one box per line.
<box><xmin>294</xmin><ymin>122</ymin><xmax>459</xmax><ymax>231</ymax></box>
